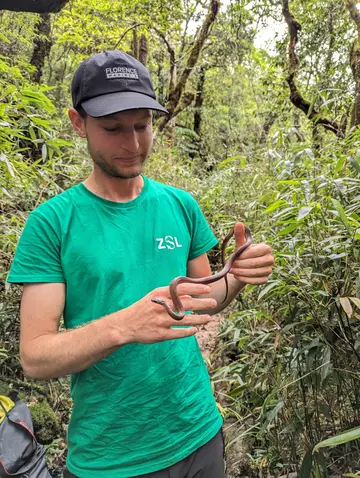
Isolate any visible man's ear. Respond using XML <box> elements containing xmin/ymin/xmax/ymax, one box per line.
<box><xmin>68</xmin><ymin>108</ymin><xmax>86</xmax><ymax>138</ymax></box>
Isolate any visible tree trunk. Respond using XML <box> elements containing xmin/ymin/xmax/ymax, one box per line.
<box><xmin>194</xmin><ymin>66</ymin><xmax>205</xmax><ymax>136</ymax></box>
<box><xmin>30</xmin><ymin>13</ymin><xmax>51</xmax><ymax>84</ymax></box>
<box><xmin>260</xmin><ymin>112</ymin><xmax>277</xmax><ymax>144</ymax></box>
<box><xmin>131</xmin><ymin>28</ymin><xmax>139</xmax><ymax>59</ymax></box>
<box><xmin>139</xmin><ymin>34</ymin><xmax>148</xmax><ymax>66</ymax></box>
<box><xmin>155</xmin><ymin>0</ymin><xmax>220</xmax><ymax>134</ymax></box>
<box><xmin>346</xmin><ymin>0</ymin><xmax>360</xmax><ymax>128</ymax></box>
<box><xmin>154</xmin><ymin>50</ymin><xmax>165</xmax><ymax>105</ymax></box>
<box><xmin>350</xmin><ymin>45</ymin><xmax>360</xmax><ymax>127</ymax></box>
<box><xmin>189</xmin><ymin>66</ymin><xmax>206</xmax><ymax>159</ymax></box>
<box><xmin>281</xmin><ymin>0</ymin><xmax>345</xmax><ymax>138</ymax></box>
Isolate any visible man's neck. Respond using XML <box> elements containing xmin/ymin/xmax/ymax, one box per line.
<box><xmin>83</xmin><ymin>172</ymin><xmax>144</xmax><ymax>203</ymax></box>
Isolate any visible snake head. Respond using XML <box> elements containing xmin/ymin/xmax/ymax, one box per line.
<box><xmin>151</xmin><ymin>297</ymin><xmax>166</xmax><ymax>306</ymax></box>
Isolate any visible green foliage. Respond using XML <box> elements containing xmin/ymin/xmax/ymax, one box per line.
<box><xmin>207</xmin><ymin>127</ymin><xmax>360</xmax><ymax>475</ymax></box>
<box><xmin>1</xmin><ymin>0</ymin><xmax>360</xmax><ymax>476</ymax></box>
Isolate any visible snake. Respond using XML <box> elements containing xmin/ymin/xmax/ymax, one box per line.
<box><xmin>151</xmin><ymin>225</ymin><xmax>253</xmax><ymax>320</ymax></box>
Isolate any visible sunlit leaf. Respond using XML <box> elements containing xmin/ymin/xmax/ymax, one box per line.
<box><xmin>264</xmin><ymin>199</ymin><xmax>287</xmax><ymax>213</ymax></box>
<box><xmin>278</xmin><ymin>222</ymin><xmax>299</xmax><ymax>235</ymax></box>
<box><xmin>42</xmin><ymin>143</ymin><xmax>47</xmax><ymax>162</ymax></box>
<box><xmin>0</xmin><ymin>153</ymin><xmax>14</xmax><ymax>177</ymax></box>
<box><xmin>350</xmin><ymin>297</ymin><xmax>360</xmax><ymax>309</ymax></box>
<box><xmin>298</xmin><ymin>206</ymin><xmax>313</xmax><ymax>220</ymax></box>
<box><xmin>218</xmin><ymin>155</ymin><xmax>242</xmax><ymax>168</ymax></box>
<box><xmin>258</xmin><ymin>281</ymin><xmax>282</xmax><ymax>300</ymax></box>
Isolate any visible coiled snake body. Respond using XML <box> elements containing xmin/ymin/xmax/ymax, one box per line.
<box><xmin>151</xmin><ymin>225</ymin><xmax>253</xmax><ymax>320</ymax></box>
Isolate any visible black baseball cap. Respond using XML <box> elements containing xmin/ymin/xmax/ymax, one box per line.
<box><xmin>71</xmin><ymin>50</ymin><xmax>168</xmax><ymax>117</ymax></box>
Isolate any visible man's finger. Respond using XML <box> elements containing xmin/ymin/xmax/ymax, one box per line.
<box><xmin>176</xmin><ymin>283</ymin><xmax>211</xmax><ymax>296</ymax></box>
<box><xmin>153</xmin><ymin>284</ymin><xmax>211</xmax><ymax>299</ymax></box>
<box><xmin>173</xmin><ymin>314</ymin><xmax>212</xmax><ymax>328</ymax></box>
<box><xmin>234</xmin><ymin>222</ymin><xmax>246</xmax><ymax>248</ymax></box>
<box><xmin>231</xmin><ymin>276</ymin><xmax>271</xmax><ymax>285</ymax></box>
<box><xmin>230</xmin><ymin>266</ymin><xmax>273</xmax><ymax>278</ymax></box>
<box><xmin>178</xmin><ymin>297</ymin><xmax>217</xmax><ymax>311</ymax></box>
<box><xmin>236</xmin><ymin>243</ymin><xmax>272</xmax><ymax>260</ymax></box>
<box><xmin>232</xmin><ymin>254</ymin><xmax>274</xmax><ymax>269</ymax></box>
<box><xmin>167</xmin><ymin>327</ymin><xmax>198</xmax><ymax>340</ymax></box>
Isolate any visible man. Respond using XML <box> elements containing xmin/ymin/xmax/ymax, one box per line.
<box><xmin>7</xmin><ymin>51</ymin><xmax>274</xmax><ymax>478</ymax></box>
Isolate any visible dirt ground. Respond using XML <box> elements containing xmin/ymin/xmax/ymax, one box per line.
<box><xmin>196</xmin><ymin>313</ymin><xmax>223</xmax><ymax>357</ymax></box>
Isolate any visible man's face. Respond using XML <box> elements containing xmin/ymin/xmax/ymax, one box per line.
<box><xmin>72</xmin><ymin>109</ymin><xmax>153</xmax><ymax>180</ymax></box>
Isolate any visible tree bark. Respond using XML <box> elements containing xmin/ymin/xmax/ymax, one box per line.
<box><xmin>153</xmin><ymin>29</ymin><xmax>176</xmax><ymax>93</ymax></box>
<box><xmin>154</xmin><ymin>49</ymin><xmax>165</xmax><ymax>105</ymax></box>
<box><xmin>156</xmin><ymin>0</ymin><xmax>220</xmax><ymax>133</ymax></box>
<box><xmin>282</xmin><ymin>0</ymin><xmax>345</xmax><ymax>138</ymax></box>
<box><xmin>189</xmin><ymin>66</ymin><xmax>206</xmax><ymax>159</ymax></box>
<box><xmin>346</xmin><ymin>0</ymin><xmax>360</xmax><ymax>128</ymax></box>
<box><xmin>194</xmin><ymin>65</ymin><xmax>206</xmax><ymax>136</ymax></box>
<box><xmin>30</xmin><ymin>13</ymin><xmax>51</xmax><ymax>84</ymax></box>
<box><xmin>139</xmin><ymin>34</ymin><xmax>148</xmax><ymax>66</ymax></box>
<box><xmin>131</xmin><ymin>27</ymin><xmax>139</xmax><ymax>59</ymax></box>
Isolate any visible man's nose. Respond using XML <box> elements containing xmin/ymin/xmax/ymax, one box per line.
<box><xmin>121</xmin><ymin>129</ymin><xmax>139</xmax><ymax>152</ymax></box>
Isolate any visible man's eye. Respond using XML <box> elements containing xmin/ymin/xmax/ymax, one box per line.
<box><xmin>104</xmin><ymin>127</ymin><xmax>120</xmax><ymax>133</ymax></box>
<box><xmin>135</xmin><ymin>124</ymin><xmax>149</xmax><ymax>131</ymax></box>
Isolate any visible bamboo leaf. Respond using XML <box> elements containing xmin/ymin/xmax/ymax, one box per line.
<box><xmin>331</xmin><ymin>198</ymin><xmax>351</xmax><ymax>231</ymax></box>
<box><xmin>0</xmin><ymin>153</ymin><xmax>14</xmax><ymax>177</ymax></box>
<box><xmin>350</xmin><ymin>297</ymin><xmax>360</xmax><ymax>309</ymax></box>
<box><xmin>218</xmin><ymin>155</ymin><xmax>242</xmax><ymax>168</ymax></box>
<box><xmin>0</xmin><ymin>32</ymin><xmax>10</xmax><ymax>44</ymax></box>
<box><xmin>258</xmin><ymin>281</ymin><xmax>281</xmax><ymax>300</ymax></box>
<box><xmin>264</xmin><ymin>199</ymin><xmax>287</xmax><ymax>213</ymax></box>
<box><xmin>299</xmin><ymin>450</ymin><xmax>313</xmax><ymax>478</ymax></box>
<box><xmin>304</xmin><ymin>148</ymin><xmax>315</xmax><ymax>160</ymax></box>
<box><xmin>42</xmin><ymin>143</ymin><xmax>47</xmax><ymax>162</ymax></box>
<box><xmin>313</xmin><ymin>426</ymin><xmax>360</xmax><ymax>452</ymax></box>
<box><xmin>298</xmin><ymin>206</ymin><xmax>313</xmax><ymax>220</ymax></box>
<box><xmin>278</xmin><ymin>222</ymin><xmax>299</xmax><ymax>235</ymax></box>
<box><xmin>340</xmin><ymin>297</ymin><xmax>353</xmax><ymax>318</ymax></box>
<box><xmin>348</xmin><ymin>156</ymin><xmax>360</xmax><ymax>174</ymax></box>
<box><xmin>334</xmin><ymin>156</ymin><xmax>346</xmax><ymax>173</ymax></box>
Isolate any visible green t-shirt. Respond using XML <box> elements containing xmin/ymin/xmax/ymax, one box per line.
<box><xmin>7</xmin><ymin>176</ymin><xmax>222</xmax><ymax>478</ymax></box>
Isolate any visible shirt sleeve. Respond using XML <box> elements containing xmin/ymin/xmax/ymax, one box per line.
<box><xmin>187</xmin><ymin>195</ymin><xmax>218</xmax><ymax>261</ymax></box>
<box><xmin>7</xmin><ymin>211</ymin><xmax>65</xmax><ymax>284</ymax></box>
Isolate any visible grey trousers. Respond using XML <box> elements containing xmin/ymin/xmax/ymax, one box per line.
<box><xmin>63</xmin><ymin>428</ymin><xmax>225</xmax><ymax>478</ymax></box>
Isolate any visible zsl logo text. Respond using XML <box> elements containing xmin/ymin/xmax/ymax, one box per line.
<box><xmin>156</xmin><ymin>236</ymin><xmax>183</xmax><ymax>250</ymax></box>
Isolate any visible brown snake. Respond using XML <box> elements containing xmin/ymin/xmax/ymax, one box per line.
<box><xmin>151</xmin><ymin>225</ymin><xmax>253</xmax><ymax>320</ymax></box>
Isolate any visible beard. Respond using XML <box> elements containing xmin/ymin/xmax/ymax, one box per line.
<box><xmin>87</xmin><ymin>142</ymin><xmax>146</xmax><ymax>180</ymax></box>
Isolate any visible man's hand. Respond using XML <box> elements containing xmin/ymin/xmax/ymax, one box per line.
<box><xmin>124</xmin><ymin>284</ymin><xmax>217</xmax><ymax>344</ymax></box>
<box><xmin>230</xmin><ymin>222</ymin><xmax>274</xmax><ymax>285</ymax></box>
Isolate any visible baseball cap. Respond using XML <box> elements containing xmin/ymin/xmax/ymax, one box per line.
<box><xmin>71</xmin><ymin>50</ymin><xmax>168</xmax><ymax>117</ymax></box>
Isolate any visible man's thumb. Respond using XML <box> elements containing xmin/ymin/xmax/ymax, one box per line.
<box><xmin>234</xmin><ymin>222</ymin><xmax>246</xmax><ymax>248</ymax></box>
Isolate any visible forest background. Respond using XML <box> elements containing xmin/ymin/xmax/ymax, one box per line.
<box><xmin>1</xmin><ymin>0</ymin><xmax>360</xmax><ymax>476</ymax></box>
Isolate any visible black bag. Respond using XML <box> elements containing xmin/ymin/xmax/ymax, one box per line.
<box><xmin>0</xmin><ymin>394</ymin><xmax>52</xmax><ymax>478</ymax></box>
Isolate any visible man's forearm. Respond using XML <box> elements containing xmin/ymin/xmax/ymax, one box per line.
<box><xmin>199</xmin><ymin>275</ymin><xmax>245</xmax><ymax>315</ymax></box>
<box><xmin>21</xmin><ymin>311</ymin><xmax>128</xmax><ymax>380</ymax></box>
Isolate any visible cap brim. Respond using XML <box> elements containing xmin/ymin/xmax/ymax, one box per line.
<box><xmin>81</xmin><ymin>92</ymin><xmax>168</xmax><ymax>117</ymax></box>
